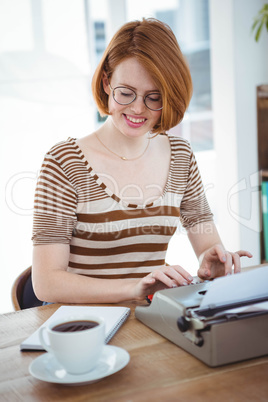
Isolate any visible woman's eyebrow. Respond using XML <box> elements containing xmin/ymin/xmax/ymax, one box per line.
<box><xmin>117</xmin><ymin>83</ymin><xmax>161</xmax><ymax>93</ymax></box>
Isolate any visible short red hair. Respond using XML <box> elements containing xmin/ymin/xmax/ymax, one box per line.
<box><xmin>92</xmin><ymin>18</ymin><xmax>193</xmax><ymax>134</ymax></box>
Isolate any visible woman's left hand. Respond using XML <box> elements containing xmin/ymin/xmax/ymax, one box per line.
<box><xmin>197</xmin><ymin>244</ymin><xmax>253</xmax><ymax>280</ymax></box>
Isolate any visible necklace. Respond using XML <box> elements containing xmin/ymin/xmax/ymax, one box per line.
<box><xmin>95</xmin><ymin>133</ymin><xmax>150</xmax><ymax>161</ymax></box>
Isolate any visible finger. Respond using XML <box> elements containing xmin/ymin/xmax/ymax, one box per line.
<box><xmin>144</xmin><ymin>272</ymin><xmax>156</xmax><ymax>284</ymax></box>
<box><xmin>235</xmin><ymin>250</ymin><xmax>253</xmax><ymax>258</ymax></box>
<box><xmin>211</xmin><ymin>246</ymin><xmax>234</xmax><ymax>276</ymax></box>
<box><xmin>152</xmin><ymin>268</ymin><xmax>190</xmax><ymax>288</ymax></box>
<box><xmin>164</xmin><ymin>266</ymin><xmax>193</xmax><ymax>286</ymax></box>
<box><xmin>232</xmin><ymin>252</ymin><xmax>241</xmax><ymax>273</ymax></box>
<box><xmin>221</xmin><ymin>251</ymin><xmax>232</xmax><ymax>275</ymax></box>
<box><xmin>152</xmin><ymin>270</ymin><xmax>176</xmax><ymax>288</ymax></box>
<box><xmin>197</xmin><ymin>266</ymin><xmax>210</xmax><ymax>280</ymax></box>
<box><xmin>169</xmin><ymin>265</ymin><xmax>193</xmax><ymax>283</ymax></box>
<box><xmin>213</xmin><ymin>244</ymin><xmax>228</xmax><ymax>264</ymax></box>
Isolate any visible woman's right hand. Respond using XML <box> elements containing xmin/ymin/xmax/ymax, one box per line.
<box><xmin>133</xmin><ymin>265</ymin><xmax>193</xmax><ymax>301</ymax></box>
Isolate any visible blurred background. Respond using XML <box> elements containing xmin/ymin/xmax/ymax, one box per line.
<box><xmin>1</xmin><ymin>0</ymin><xmax>268</xmax><ymax>313</ymax></box>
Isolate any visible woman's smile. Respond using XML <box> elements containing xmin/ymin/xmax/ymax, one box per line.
<box><xmin>123</xmin><ymin>113</ymin><xmax>147</xmax><ymax>128</ymax></box>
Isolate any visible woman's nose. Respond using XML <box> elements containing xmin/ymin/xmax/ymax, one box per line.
<box><xmin>130</xmin><ymin>95</ymin><xmax>146</xmax><ymax>114</ymax></box>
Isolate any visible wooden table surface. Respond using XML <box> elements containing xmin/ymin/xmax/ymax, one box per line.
<box><xmin>0</xmin><ymin>302</ymin><xmax>268</xmax><ymax>402</ymax></box>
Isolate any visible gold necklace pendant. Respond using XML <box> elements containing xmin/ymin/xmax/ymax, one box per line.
<box><xmin>95</xmin><ymin>133</ymin><xmax>150</xmax><ymax>161</ymax></box>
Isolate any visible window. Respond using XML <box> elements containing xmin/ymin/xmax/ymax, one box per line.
<box><xmin>126</xmin><ymin>0</ymin><xmax>213</xmax><ymax>152</ymax></box>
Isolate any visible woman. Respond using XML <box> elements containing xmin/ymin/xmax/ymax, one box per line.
<box><xmin>32</xmin><ymin>18</ymin><xmax>252</xmax><ymax>304</ymax></box>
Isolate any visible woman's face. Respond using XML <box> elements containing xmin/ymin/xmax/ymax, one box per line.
<box><xmin>103</xmin><ymin>58</ymin><xmax>162</xmax><ymax>138</ymax></box>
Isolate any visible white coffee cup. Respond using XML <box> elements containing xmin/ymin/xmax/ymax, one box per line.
<box><xmin>39</xmin><ymin>314</ymin><xmax>105</xmax><ymax>374</ymax></box>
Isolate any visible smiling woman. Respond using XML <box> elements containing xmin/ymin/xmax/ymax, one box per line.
<box><xmin>31</xmin><ymin>18</ymin><xmax>252</xmax><ymax>306</ymax></box>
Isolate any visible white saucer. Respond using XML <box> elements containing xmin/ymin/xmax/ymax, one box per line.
<box><xmin>29</xmin><ymin>345</ymin><xmax>130</xmax><ymax>385</ymax></box>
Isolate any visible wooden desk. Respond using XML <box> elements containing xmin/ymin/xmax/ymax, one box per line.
<box><xmin>0</xmin><ymin>302</ymin><xmax>267</xmax><ymax>402</ymax></box>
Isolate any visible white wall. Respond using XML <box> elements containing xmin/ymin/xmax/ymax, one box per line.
<box><xmin>209</xmin><ymin>0</ymin><xmax>268</xmax><ymax>264</ymax></box>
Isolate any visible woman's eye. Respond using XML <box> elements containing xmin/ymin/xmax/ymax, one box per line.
<box><xmin>147</xmin><ymin>94</ymin><xmax>161</xmax><ymax>102</ymax></box>
<box><xmin>120</xmin><ymin>91</ymin><xmax>133</xmax><ymax>97</ymax></box>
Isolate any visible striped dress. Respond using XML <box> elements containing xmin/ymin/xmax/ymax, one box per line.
<box><xmin>32</xmin><ymin>135</ymin><xmax>213</xmax><ymax>279</ymax></box>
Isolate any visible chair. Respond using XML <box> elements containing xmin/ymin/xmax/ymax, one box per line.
<box><xmin>11</xmin><ymin>266</ymin><xmax>43</xmax><ymax>310</ymax></box>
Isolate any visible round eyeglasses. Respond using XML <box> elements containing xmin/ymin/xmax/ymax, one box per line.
<box><xmin>109</xmin><ymin>84</ymin><xmax>163</xmax><ymax>111</ymax></box>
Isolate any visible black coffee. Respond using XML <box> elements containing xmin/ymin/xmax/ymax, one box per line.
<box><xmin>52</xmin><ymin>320</ymin><xmax>99</xmax><ymax>333</ymax></box>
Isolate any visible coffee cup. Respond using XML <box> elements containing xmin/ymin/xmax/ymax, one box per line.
<box><xmin>39</xmin><ymin>314</ymin><xmax>105</xmax><ymax>374</ymax></box>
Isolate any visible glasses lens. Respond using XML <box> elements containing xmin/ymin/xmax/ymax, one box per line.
<box><xmin>113</xmin><ymin>87</ymin><xmax>136</xmax><ymax>105</ymax></box>
<box><xmin>145</xmin><ymin>93</ymin><xmax>162</xmax><ymax>110</ymax></box>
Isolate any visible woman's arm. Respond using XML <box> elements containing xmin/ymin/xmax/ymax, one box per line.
<box><xmin>32</xmin><ymin>244</ymin><xmax>138</xmax><ymax>304</ymax></box>
<box><xmin>187</xmin><ymin>221</ymin><xmax>252</xmax><ymax>279</ymax></box>
<box><xmin>32</xmin><ymin>244</ymin><xmax>193</xmax><ymax>303</ymax></box>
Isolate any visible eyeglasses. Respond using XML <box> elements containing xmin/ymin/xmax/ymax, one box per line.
<box><xmin>109</xmin><ymin>84</ymin><xmax>163</xmax><ymax>111</ymax></box>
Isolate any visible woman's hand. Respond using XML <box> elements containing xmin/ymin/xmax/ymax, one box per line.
<box><xmin>133</xmin><ymin>265</ymin><xmax>193</xmax><ymax>301</ymax></box>
<box><xmin>197</xmin><ymin>244</ymin><xmax>253</xmax><ymax>280</ymax></box>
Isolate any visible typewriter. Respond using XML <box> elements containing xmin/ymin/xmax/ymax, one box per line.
<box><xmin>135</xmin><ymin>267</ymin><xmax>268</xmax><ymax>367</ymax></box>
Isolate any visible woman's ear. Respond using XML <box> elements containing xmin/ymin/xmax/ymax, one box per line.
<box><xmin>102</xmin><ymin>73</ymin><xmax>110</xmax><ymax>95</ymax></box>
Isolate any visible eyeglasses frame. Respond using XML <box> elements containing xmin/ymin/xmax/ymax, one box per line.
<box><xmin>108</xmin><ymin>83</ymin><xmax>163</xmax><ymax>111</ymax></box>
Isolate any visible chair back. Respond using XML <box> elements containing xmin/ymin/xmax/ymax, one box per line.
<box><xmin>11</xmin><ymin>266</ymin><xmax>43</xmax><ymax>310</ymax></box>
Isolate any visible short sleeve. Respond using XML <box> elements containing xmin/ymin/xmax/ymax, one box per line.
<box><xmin>32</xmin><ymin>152</ymin><xmax>77</xmax><ymax>245</ymax></box>
<box><xmin>179</xmin><ymin>148</ymin><xmax>213</xmax><ymax>228</ymax></box>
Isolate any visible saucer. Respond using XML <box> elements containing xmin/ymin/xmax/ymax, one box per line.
<box><xmin>29</xmin><ymin>345</ymin><xmax>130</xmax><ymax>385</ymax></box>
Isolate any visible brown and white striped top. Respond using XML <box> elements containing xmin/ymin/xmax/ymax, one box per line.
<box><xmin>32</xmin><ymin>135</ymin><xmax>213</xmax><ymax>279</ymax></box>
